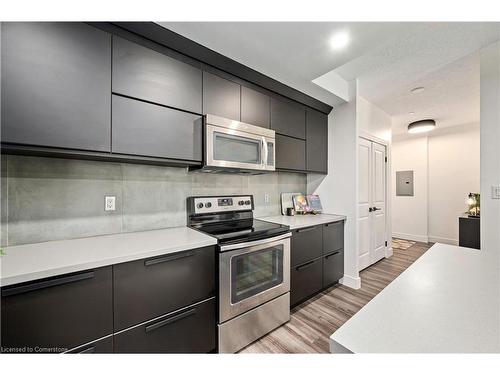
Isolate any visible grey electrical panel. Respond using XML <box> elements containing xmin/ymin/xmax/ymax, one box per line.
<box><xmin>396</xmin><ymin>170</ymin><xmax>414</xmax><ymax>196</ymax></box>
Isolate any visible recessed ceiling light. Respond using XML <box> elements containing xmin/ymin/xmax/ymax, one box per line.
<box><xmin>410</xmin><ymin>87</ymin><xmax>425</xmax><ymax>94</ymax></box>
<box><xmin>330</xmin><ymin>31</ymin><xmax>350</xmax><ymax>50</ymax></box>
<box><xmin>408</xmin><ymin>119</ymin><xmax>436</xmax><ymax>134</ymax></box>
<box><xmin>409</xmin><ymin>111</ymin><xmax>415</xmax><ymax>115</ymax></box>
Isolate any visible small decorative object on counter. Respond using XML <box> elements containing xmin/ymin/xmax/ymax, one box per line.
<box><xmin>286</xmin><ymin>207</ymin><xmax>295</xmax><ymax>216</ymax></box>
<box><xmin>466</xmin><ymin>193</ymin><xmax>480</xmax><ymax>217</ymax></box>
<box><xmin>293</xmin><ymin>194</ymin><xmax>309</xmax><ymax>214</ymax></box>
<box><xmin>306</xmin><ymin>194</ymin><xmax>323</xmax><ymax>214</ymax></box>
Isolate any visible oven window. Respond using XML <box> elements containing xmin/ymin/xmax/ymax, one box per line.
<box><xmin>231</xmin><ymin>246</ymin><xmax>283</xmax><ymax>304</ymax></box>
<box><xmin>213</xmin><ymin>132</ymin><xmax>261</xmax><ymax>164</ymax></box>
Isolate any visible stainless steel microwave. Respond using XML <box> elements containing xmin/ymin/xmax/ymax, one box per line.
<box><xmin>193</xmin><ymin>114</ymin><xmax>276</xmax><ymax>174</ymax></box>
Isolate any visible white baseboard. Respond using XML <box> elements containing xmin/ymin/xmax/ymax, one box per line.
<box><xmin>340</xmin><ymin>274</ymin><xmax>361</xmax><ymax>289</ymax></box>
<box><xmin>392</xmin><ymin>232</ymin><xmax>429</xmax><ymax>243</ymax></box>
<box><xmin>385</xmin><ymin>247</ymin><xmax>393</xmax><ymax>258</ymax></box>
<box><xmin>428</xmin><ymin>236</ymin><xmax>458</xmax><ymax>245</ymax></box>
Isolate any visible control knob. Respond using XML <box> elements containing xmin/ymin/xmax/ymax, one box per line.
<box><xmin>238</xmin><ymin>200</ymin><xmax>245</xmax><ymax>206</ymax></box>
<box><xmin>196</xmin><ymin>202</ymin><xmax>204</xmax><ymax>209</ymax></box>
<box><xmin>205</xmin><ymin>202</ymin><xmax>212</xmax><ymax>208</ymax></box>
<box><xmin>245</xmin><ymin>200</ymin><xmax>251</xmax><ymax>205</ymax></box>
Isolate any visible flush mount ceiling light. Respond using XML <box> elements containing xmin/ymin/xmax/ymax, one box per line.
<box><xmin>408</xmin><ymin>119</ymin><xmax>436</xmax><ymax>134</ymax></box>
<box><xmin>330</xmin><ymin>31</ymin><xmax>350</xmax><ymax>50</ymax></box>
<box><xmin>410</xmin><ymin>86</ymin><xmax>425</xmax><ymax>94</ymax></box>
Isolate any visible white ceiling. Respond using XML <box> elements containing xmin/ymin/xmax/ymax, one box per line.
<box><xmin>159</xmin><ymin>22</ymin><xmax>500</xmax><ymax>133</ymax></box>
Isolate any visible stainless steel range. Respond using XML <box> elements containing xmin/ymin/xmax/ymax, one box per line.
<box><xmin>187</xmin><ymin>195</ymin><xmax>291</xmax><ymax>353</ymax></box>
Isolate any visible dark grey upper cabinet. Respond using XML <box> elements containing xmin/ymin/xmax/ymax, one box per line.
<box><xmin>241</xmin><ymin>86</ymin><xmax>270</xmax><ymax>128</ymax></box>
<box><xmin>112</xmin><ymin>95</ymin><xmax>202</xmax><ymax>161</ymax></box>
<box><xmin>270</xmin><ymin>98</ymin><xmax>306</xmax><ymax>139</ymax></box>
<box><xmin>276</xmin><ymin>134</ymin><xmax>306</xmax><ymax>171</ymax></box>
<box><xmin>112</xmin><ymin>36</ymin><xmax>202</xmax><ymax>114</ymax></box>
<box><xmin>1</xmin><ymin>22</ymin><xmax>111</xmax><ymax>151</ymax></box>
<box><xmin>203</xmin><ymin>71</ymin><xmax>240</xmax><ymax>120</ymax></box>
<box><xmin>306</xmin><ymin>109</ymin><xmax>328</xmax><ymax>173</ymax></box>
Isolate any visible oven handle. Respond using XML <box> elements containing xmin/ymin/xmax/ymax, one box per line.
<box><xmin>219</xmin><ymin>232</ymin><xmax>291</xmax><ymax>252</ymax></box>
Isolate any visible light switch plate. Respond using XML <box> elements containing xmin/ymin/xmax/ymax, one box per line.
<box><xmin>105</xmin><ymin>196</ymin><xmax>116</xmax><ymax>211</ymax></box>
<box><xmin>492</xmin><ymin>186</ymin><xmax>500</xmax><ymax>199</ymax></box>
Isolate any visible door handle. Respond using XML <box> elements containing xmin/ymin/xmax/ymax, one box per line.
<box><xmin>372</xmin><ymin>207</ymin><xmax>382</xmax><ymax>211</ymax></box>
<box><xmin>145</xmin><ymin>308</ymin><xmax>196</xmax><ymax>333</ymax></box>
<box><xmin>368</xmin><ymin>207</ymin><xmax>373</xmax><ymax>212</ymax></box>
<box><xmin>296</xmin><ymin>260</ymin><xmax>316</xmax><ymax>271</ymax></box>
<box><xmin>144</xmin><ymin>251</ymin><xmax>195</xmax><ymax>267</ymax></box>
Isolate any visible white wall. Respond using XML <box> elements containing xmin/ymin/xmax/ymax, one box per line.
<box><xmin>357</xmin><ymin>95</ymin><xmax>392</xmax><ymax>142</ymax></box>
<box><xmin>308</xmin><ymin>81</ymin><xmax>360</xmax><ymax>289</ymax></box>
<box><xmin>428</xmin><ymin>125</ymin><xmax>480</xmax><ymax>244</ymax></box>
<box><xmin>391</xmin><ymin>136</ymin><xmax>429</xmax><ymax>242</ymax></box>
<box><xmin>479</xmin><ymin>41</ymin><xmax>500</xmax><ymax>257</ymax></box>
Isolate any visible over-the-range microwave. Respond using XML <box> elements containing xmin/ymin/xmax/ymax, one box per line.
<box><xmin>190</xmin><ymin>114</ymin><xmax>275</xmax><ymax>174</ymax></box>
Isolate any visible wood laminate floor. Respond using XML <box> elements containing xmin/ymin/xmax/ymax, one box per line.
<box><xmin>239</xmin><ymin>239</ymin><xmax>433</xmax><ymax>353</ymax></box>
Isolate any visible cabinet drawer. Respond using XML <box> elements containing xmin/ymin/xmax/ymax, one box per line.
<box><xmin>323</xmin><ymin>221</ymin><xmax>344</xmax><ymax>254</ymax></box>
<box><xmin>112</xmin><ymin>95</ymin><xmax>202</xmax><ymax>161</ymax></box>
<box><xmin>275</xmin><ymin>134</ymin><xmax>306</xmax><ymax>171</ymax></box>
<box><xmin>323</xmin><ymin>250</ymin><xmax>344</xmax><ymax>288</ymax></box>
<box><xmin>270</xmin><ymin>97</ymin><xmax>306</xmax><ymax>139</ymax></box>
<box><xmin>113</xmin><ymin>298</ymin><xmax>216</xmax><ymax>353</ymax></box>
<box><xmin>290</xmin><ymin>258</ymin><xmax>323</xmax><ymax>306</ymax></box>
<box><xmin>112</xmin><ymin>36</ymin><xmax>202</xmax><ymax>114</ymax></box>
<box><xmin>1</xmin><ymin>267</ymin><xmax>113</xmax><ymax>352</ymax></box>
<box><xmin>113</xmin><ymin>246</ymin><xmax>216</xmax><ymax>331</ymax></box>
<box><xmin>65</xmin><ymin>336</ymin><xmax>113</xmax><ymax>354</ymax></box>
<box><xmin>291</xmin><ymin>225</ymin><xmax>323</xmax><ymax>267</ymax></box>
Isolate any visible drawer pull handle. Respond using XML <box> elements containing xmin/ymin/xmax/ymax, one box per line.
<box><xmin>296</xmin><ymin>260</ymin><xmax>315</xmax><ymax>271</ymax></box>
<box><xmin>145</xmin><ymin>308</ymin><xmax>197</xmax><ymax>333</ymax></box>
<box><xmin>144</xmin><ymin>251</ymin><xmax>195</xmax><ymax>267</ymax></box>
<box><xmin>77</xmin><ymin>346</ymin><xmax>96</xmax><ymax>354</ymax></box>
<box><xmin>1</xmin><ymin>271</ymin><xmax>95</xmax><ymax>297</ymax></box>
<box><xmin>325</xmin><ymin>251</ymin><xmax>340</xmax><ymax>259</ymax></box>
<box><xmin>296</xmin><ymin>227</ymin><xmax>316</xmax><ymax>233</ymax></box>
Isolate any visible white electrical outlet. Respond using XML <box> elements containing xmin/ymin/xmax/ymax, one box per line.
<box><xmin>264</xmin><ymin>193</ymin><xmax>270</xmax><ymax>204</ymax></box>
<box><xmin>492</xmin><ymin>186</ymin><xmax>500</xmax><ymax>200</ymax></box>
<box><xmin>105</xmin><ymin>196</ymin><xmax>116</xmax><ymax>211</ymax></box>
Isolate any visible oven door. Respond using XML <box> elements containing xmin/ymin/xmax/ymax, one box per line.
<box><xmin>219</xmin><ymin>233</ymin><xmax>291</xmax><ymax>323</ymax></box>
<box><xmin>206</xmin><ymin>124</ymin><xmax>275</xmax><ymax>172</ymax></box>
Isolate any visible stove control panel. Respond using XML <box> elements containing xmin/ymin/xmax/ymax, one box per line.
<box><xmin>191</xmin><ymin>195</ymin><xmax>253</xmax><ymax>214</ymax></box>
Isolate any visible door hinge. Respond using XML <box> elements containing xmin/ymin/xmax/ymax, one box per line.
<box><xmin>385</xmin><ymin>241</ymin><xmax>388</xmax><ymax>246</ymax></box>
<box><xmin>385</xmin><ymin>156</ymin><xmax>387</xmax><ymax>163</ymax></box>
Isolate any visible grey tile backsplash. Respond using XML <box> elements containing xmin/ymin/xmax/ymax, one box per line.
<box><xmin>0</xmin><ymin>155</ymin><xmax>306</xmax><ymax>246</ymax></box>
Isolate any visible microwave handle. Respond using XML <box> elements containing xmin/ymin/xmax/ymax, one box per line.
<box><xmin>262</xmin><ymin>137</ymin><xmax>268</xmax><ymax>167</ymax></box>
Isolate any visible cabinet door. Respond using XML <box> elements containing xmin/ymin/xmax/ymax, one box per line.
<box><xmin>323</xmin><ymin>250</ymin><xmax>344</xmax><ymax>288</ymax></box>
<box><xmin>113</xmin><ymin>298</ymin><xmax>216</xmax><ymax>353</ymax></box>
<box><xmin>203</xmin><ymin>71</ymin><xmax>240</xmax><ymax>120</ymax></box>
<box><xmin>1</xmin><ymin>22</ymin><xmax>111</xmax><ymax>151</ymax></box>
<box><xmin>323</xmin><ymin>221</ymin><xmax>344</xmax><ymax>254</ymax></box>
<box><xmin>112</xmin><ymin>95</ymin><xmax>202</xmax><ymax>161</ymax></box>
<box><xmin>1</xmin><ymin>267</ymin><xmax>113</xmax><ymax>352</ymax></box>
<box><xmin>112</xmin><ymin>36</ymin><xmax>202</xmax><ymax>114</ymax></box>
<box><xmin>275</xmin><ymin>134</ymin><xmax>306</xmax><ymax>171</ymax></box>
<box><xmin>270</xmin><ymin>98</ymin><xmax>306</xmax><ymax>139</ymax></box>
<box><xmin>241</xmin><ymin>86</ymin><xmax>270</xmax><ymax>128</ymax></box>
<box><xmin>291</xmin><ymin>225</ymin><xmax>323</xmax><ymax>267</ymax></box>
<box><xmin>113</xmin><ymin>246</ymin><xmax>215</xmax><ymax>331</ymax></box>
<box><xmin>65</xmin><ymin>336</ymin><xmax>113</xmax><ymax>354</ymax></box>
<box><xmin>306</xmin><ymin>109</ymin><xmax>328</xmax><ymax>173</ymax></box>
<box><xmin>290</xmin><ymin>258</ymin><xmax>322</xmax><ymax>307</ymax></box>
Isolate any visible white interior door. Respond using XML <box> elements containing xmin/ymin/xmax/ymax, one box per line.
<box><xmin>357</xmin><ymin>138</ymin><xmax>387</xmax><ymax>271</ymax></box>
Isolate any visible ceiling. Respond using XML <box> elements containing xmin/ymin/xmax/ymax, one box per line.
<box><xmin>159</xmin><ymin>22</ymin><xmax>500</xmax><ymax>133</ymax></box>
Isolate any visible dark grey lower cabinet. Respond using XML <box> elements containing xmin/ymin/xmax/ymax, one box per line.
<box><xmin>113</xmin><ymin>298</ymin><xmax>216</xmax><ymax>353</ymax></box>
<box><xmin>291</xmin><ymin>226</ymin><xmax>322</xmax><ymax>266</ymax></box>
<box><xmin>290</xmin><ymin>258</ymin><xmax>323</xmax><ymax>306</ymax></box>
<box><xmin>323</xmin><ymin>222</ymin><xmax>344</xmax><ymax>254</ymax></box>
<box><xmin>65</xmin><ymin>336</ymin><xmax>113</xmax><ymax>354</ymax></box>
<box><xmin>112</xmin><ymin>95</ymin><xmax>203</xmax><ymax>162</ymax></box>
<box><xmin>323</xmin><ymin>250</ymin><xmax>344</xmax><ymax>287</ymax></box>
<box><xmin>0</xmin><ymin>267</ymin><xmax>113</xmax><ymax>353</ymax></box>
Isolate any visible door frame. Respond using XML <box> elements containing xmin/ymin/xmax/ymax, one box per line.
<box><xmin>358</xmin><ymin>131</ymin><xmax>392</xmax><ymax>266</ymax></box>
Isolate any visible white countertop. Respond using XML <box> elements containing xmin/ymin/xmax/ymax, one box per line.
<box><xmin>330</xmin><ymin>243</ymin><xmax>500</xmax><ymax>353</ymax></box>
<box><xmin>260</xmin><ymin>213</ymin><xmax>346</xmax><ymax>230</ymax></box>
<box><xmin>0</xmin><ymin>227</ymin><xmax>217</xmax><ymax>287</ymax></box>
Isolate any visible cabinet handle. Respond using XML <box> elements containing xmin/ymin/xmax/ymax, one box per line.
<box><xmin>144</xmin><ymin>251</ymin><xmax>195</xmax><ymax>267</ymax></box>
<box><xmin>296</xmin><ymin>260</ymin><xmax>316</xmax><ymax>271</ymax></box>
<box><xmin>145</xmin><ymin>308</ymin><xmax>196</xmax><ymax>333</ymax></box>
<box><xmin>325</xmin><ymin>251</ymin><xmax>340</xmax><ymax>259</ymax></box>
<box><xmin>1</xmin><ymin>271</ymin><xmax>95</xmax><ymax>297</ymax></box>
<box><xmin>296</xmin><ymin>227</ymin><xmax>316</xmax><ymax>233</ymax></box>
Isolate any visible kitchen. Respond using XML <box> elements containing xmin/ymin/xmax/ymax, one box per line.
<box><xmin>1</xmin><ymin>2</ymin><xmax>500</xmax><ymax>374</ymax></box>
